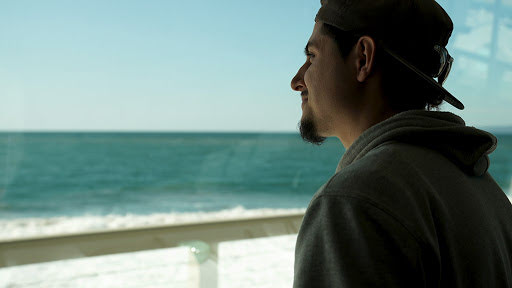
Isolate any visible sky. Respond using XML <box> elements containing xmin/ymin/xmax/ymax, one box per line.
<box><xmin>0</xmin><ymin>0</ymin><xmax>511</xmax><ymax>132</ymax></box>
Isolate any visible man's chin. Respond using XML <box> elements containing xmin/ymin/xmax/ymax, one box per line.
<box><xmin>298</xmin><ymin>116</ymin><xmax>326</xmax><ymax>145</ymax></box>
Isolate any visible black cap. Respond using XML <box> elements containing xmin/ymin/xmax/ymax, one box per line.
<box><xmin>315</xmin><ymin>0</ymin><xmax>464</xmax><ymax>110</ymax></box>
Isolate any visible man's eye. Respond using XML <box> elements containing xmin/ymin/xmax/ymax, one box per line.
<box><xmin>306</xmin><ymin>52</ymin><xmax>315</xmax><ymax>58</ymax></box>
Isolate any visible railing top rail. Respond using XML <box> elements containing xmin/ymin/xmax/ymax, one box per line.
<box><xmin>0</xmin><ymin>212</ymin><xmax>304</xmax><ymax>267</ymax></box>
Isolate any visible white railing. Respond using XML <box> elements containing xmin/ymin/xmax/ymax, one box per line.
<box><xmin>0</xmin><ymin>213</ymin><xmax>304</xmax><ymax>288</ymax></box>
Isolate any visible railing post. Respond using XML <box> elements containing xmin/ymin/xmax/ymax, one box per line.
<box><xmin>181</xmin><ymin>241</ymin><xmax>218</xmax><ymax>288</ymax></box>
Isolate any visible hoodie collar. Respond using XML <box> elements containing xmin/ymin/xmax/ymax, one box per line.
<box><xmin>336</xmin><ymin>110</ymin><xmax>497</xmax><ymax>176</ymax></box>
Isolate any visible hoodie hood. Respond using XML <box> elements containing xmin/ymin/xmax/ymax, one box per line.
<box><xmin>336</xmin><ymin>110</ymin><xmax>497</xmax><ymax>177</ymax></box>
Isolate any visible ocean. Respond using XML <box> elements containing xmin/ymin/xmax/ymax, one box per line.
<box><xmin>0</xmin><ymin>132</ymin><xmax>510</xmax><ymax>238</ymax></box>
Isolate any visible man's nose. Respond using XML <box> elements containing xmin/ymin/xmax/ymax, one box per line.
<box><xmin>291</xmin><ymin>63</ymin><xmax>307</xmax><ymax>92</ymax></box>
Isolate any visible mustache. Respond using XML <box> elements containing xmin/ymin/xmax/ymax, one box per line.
<box><xmin>301</xmin><ymin>91</ymin><xmax>308</xmax><ymax>97</ymax></box>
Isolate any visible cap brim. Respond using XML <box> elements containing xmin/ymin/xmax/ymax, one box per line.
<box><xmin>382</xmin><ymin>46</ymin><xmax>464</xmax><ymax>110</ymax></box>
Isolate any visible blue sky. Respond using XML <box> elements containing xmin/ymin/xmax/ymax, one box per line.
<box><xmin>0</xmin><ymin>0</ymin><xmax>511</xmax><ymax>132</ymax></box>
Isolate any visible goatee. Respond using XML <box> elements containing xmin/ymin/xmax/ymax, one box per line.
<box><xmin>298</xmin><ymin>116</ymin><xmax>326</xmax><ymax>145</ymax></box>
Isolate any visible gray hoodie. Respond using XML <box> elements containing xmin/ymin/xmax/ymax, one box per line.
<box><xmin>293</xmin><ymin>110</ymin><xmax>512</xmax><ymax>287</ymax></box>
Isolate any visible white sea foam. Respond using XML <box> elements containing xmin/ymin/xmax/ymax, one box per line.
<box><xmin>0</xmin><ymin>206</ymin><xmax>306</xmax><ymax>241</ymax></box>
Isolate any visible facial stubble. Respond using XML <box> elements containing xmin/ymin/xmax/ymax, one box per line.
<box><xmin>298</xmin><ymin>113</ymin><xmax>327</xmax><ymax>145</ymax></box>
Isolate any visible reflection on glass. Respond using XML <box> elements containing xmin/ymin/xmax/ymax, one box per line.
<box><xmin>497</xmin><ymin>17</ymin><xmax>512</xmax><ymax>64</ymax></box>
<box><xmin>453</xmin><ymin>8</ymin><xmax>493</xmax><ymax>57</ymax></box>
<box><xmin>473</xmin><ymin>0</ymin><xmax>495</xmax><ymax>4</ymax></box>
<box><xmin>443</xmin><ymin>0</ymin><xmax>512</xmax><ymax>126</ymax></box>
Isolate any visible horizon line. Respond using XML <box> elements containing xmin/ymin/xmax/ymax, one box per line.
<box><xmin>0</xmin><ymin>126</ymin><xmax>511</xmax><ymax>134</ymax></box>
<box><xmin>0</xmin><ymin>130</ymin><xmax>301</xmax><ymax>134</ymax></box>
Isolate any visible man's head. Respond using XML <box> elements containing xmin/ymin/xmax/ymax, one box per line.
<box><xmin>292</xmin><ymin>22</ymin><xmax>383</xmax><ymax>147</ymax></box>
<box><xmin>292</xmin><ymin>0</ymin><xmax>462</xmax><ymax>147</ymax></box>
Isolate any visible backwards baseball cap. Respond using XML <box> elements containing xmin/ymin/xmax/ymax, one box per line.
<box><xmin>315</xmin><ymin>0</ymin><xmax>464</xmax><ymax>110</ymax></box>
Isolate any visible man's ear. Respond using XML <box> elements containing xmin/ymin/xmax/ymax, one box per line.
<box><xmin>355</xmin><ymin>36</ymin><xmax>377</xmax><ymax>83</ymax></box>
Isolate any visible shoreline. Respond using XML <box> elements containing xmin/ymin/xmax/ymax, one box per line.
<box><xmin>0</xmin><ymin>207</ymin><xmax>306</xmax><ymax>242</ymax></box>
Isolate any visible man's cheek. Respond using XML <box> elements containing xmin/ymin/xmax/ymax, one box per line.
<box><xmin>304</xmin><ymin>69</ymin><xmax>316</xmax><ymax>89</ymax></box>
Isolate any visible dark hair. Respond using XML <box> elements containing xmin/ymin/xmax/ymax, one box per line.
<box><xmin>321</xmin><ymin>23</ymin><xmax>443</xmax><ymax>111</ymax></box>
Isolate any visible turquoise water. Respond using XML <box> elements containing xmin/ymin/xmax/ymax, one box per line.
<box><xmin>0</xmin><ymin>133</ymin><xmax>510</xmax><ymax>219</ymax></box>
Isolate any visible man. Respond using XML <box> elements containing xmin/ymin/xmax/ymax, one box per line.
<box><xmin>291</xmin><ymin>0</ymin><xmax>512</xmax><ymax>287</ymax></box>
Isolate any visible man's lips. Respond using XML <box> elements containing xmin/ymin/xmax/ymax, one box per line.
<box><xmin>301</xmin><ymin>91</ymin><xmax>308</xmax><ymax>106</ymax></box>
<box><xmin>301</xmin><ymin>91</ymin><xmax>308</xmax><ymax>98</ymax></box>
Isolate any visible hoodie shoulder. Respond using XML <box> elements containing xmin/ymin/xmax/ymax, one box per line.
<box><xmin>316</xmin><ymin>142</ymin><xmax>464</xmax><ymax>219</ymax></box>
<box><xmin>322</xmin><ymin>142</ymin><xmax>424</xmax><ymax>198</ymax></box>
